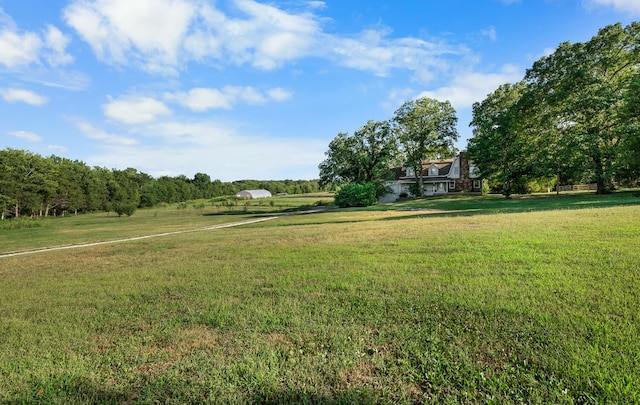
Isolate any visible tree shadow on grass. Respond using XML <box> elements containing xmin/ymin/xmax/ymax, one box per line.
<box><xmin>271</xmin><ymin>191</ymin><xmax>640</xmax><ymax>228</ymax></box>
<box><xmin>378</xmin><ymin>190</ymin><xmax>640</xmax><ymax>220</ymax></box>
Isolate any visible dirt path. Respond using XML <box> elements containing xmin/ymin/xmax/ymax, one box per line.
<box><xmin>0</xmin><ymin>216</ymin><xmax>279</xmax><ymax>259</ymax></box>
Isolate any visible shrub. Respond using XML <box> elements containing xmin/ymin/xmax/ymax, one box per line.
<box><xmin>113</xmin><ymin>202</ymin><xmax>137</xmax><ymax>217</ymax></box>
<box><xmin>334</xmin><ymin>183</ymin><xmax>377</xmax><ymax>208</ymax></box>
<box><xmin>482</xmin><ymin>180</ymin><xmax>490</xmax><ymax>196</ymax></box>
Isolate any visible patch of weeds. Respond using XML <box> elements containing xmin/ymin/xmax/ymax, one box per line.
<box><xmin>0</xmin><ymin>218</ymin><xmax>44</xmax><ymax>230</ymax></box>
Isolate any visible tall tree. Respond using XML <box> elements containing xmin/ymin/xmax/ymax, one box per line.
<box><xmin>319</xmin><ymin>120</ymin><xmax>397</xmax><ymax>194</ymax></box>
<box><xmin>0</xmin><ymin>149</ymin><xmax>56</xmax><ymax>218</ymax></box>
<box><xmin>48</xmin><ymin>156</ymin><xmax>88</xmax><ymax>215</ymax></box>
<box><xmin>393</xmin><ymin>97</ymin><xmax>458</xmax><ymax>197</ymax></box>
<box><xmin>616</xmin><ymin>71</ymin><xmax>640</xmax><ymax>181</ymax></box>
<box><xmin>524</xmin><ymin>22</ymin><xmax>639</xmax><ymax>194</ymax></box>
<box><xmin>111</xmin><ymin>168</ymin><xmax>141</xmax><ymax>216</ymax></box>
<box><xmin>469</xmin><ymin>83</ymin><xmax>528</xmax><ymax>197</ymax></box>
<box><xmin>191</xmin><ymin>172</ymin><xmax>213</xmax><ymax>199</ymax></box>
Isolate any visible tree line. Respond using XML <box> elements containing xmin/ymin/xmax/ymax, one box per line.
<box><xmin>468</xmin><ymin>22</ymin><xmax>639</xmax><ymax>196</ymax></box>
<box><xmin>0</xmin><ymin>148</ymin><xmax>322</xmax><ymax>219</ymax></box>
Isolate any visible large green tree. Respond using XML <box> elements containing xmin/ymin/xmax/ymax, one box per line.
<box><xmin>48</xmin><ymin>156</ymin><xmax>88</xmax><ymax>215</ymax></box>
<box><xmin>319</xmin><ymin>120</ymin><xmax>397</xmax><ymax>195</ymax></box>
<box><xmin>110</xmin><ymin>168</ymin><xmax>142</xmax><ymax>216</ymax></box>
<box><xmin>524</xmin><ymin>22</ymin><xmax>639</xmax><ymax>194</ymax></box>
<box><xmin>0</xmin><ymin>149</ymin><xmax>56</xmax><ymax>218</ymax></box>
<box><xmin>393</xmin><ymin>97</ymin><xmax>458</xmax><ymax>197</ymax></box>
<box><xmin>616</xmin><ymin>71</ymin><xmax>640</xmax><ymax>181</ymax></box>
<box><xmin>469</xmin><ymin>83</ymin><xmax>530</xmax><ymax>197</ymax></box>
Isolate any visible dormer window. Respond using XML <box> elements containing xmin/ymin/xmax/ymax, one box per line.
<box><xmin>429</xmin><ymin>165</ymin><xmax>438</xmax><ymax>176</ymax></box>
<box><xmin>406</xmin><ymin>168</ymin><xmax>415</xmax><ymax>177</ymax></box>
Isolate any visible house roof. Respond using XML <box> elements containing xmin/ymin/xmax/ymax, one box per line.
<box><xmin>391</xmin><ymin>158</ymin><xmax>455</xmax><ymax>180</ymax></box>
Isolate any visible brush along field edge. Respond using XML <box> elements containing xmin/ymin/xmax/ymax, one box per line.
<box><xmin>0</xmin><ymin>216</ymin><xmax>279</xmax><ymax>259</ymax></box>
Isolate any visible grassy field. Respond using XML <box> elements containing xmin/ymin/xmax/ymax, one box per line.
<box><xmin>1</xmin><ymin>192</ymin><xmax>639</xmax><ymax>403</ymax></box>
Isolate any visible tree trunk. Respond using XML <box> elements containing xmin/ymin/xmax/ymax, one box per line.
<box><xmin>596</xmin><ymin>177</ymin><xmax>608</xmax><ymax>194</ymax></box>
<box><xmin>593</xmin><ymin>156</ymin><xmax>610</xmax><ymax>194</ymax></box>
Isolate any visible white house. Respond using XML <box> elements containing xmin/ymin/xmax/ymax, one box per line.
<box><xmin>382</xmin><ymin>152</ymin><xmax>482</xmax><ymax>201</ymax></box>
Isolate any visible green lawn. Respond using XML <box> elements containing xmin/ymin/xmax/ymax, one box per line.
<box><xmin>1</xmin><ymin>192</ymin><xmax>639</xmax><ymax>403</ymax></box>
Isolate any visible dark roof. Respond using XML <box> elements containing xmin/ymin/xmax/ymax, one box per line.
<box><xmin>390</xmin><ymin>159</ymin><xmax>454</xmax><ymax>180</ymax></box>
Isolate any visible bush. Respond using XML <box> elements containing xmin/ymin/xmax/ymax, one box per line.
<box><xmin>113</xmin><ymin>202</ymin><xmax>137</xmax><ymax>217</ymax></box>
<box><xmin>482</xmin><ymin>180</ymin><xmax>490</xmax><ymax>196</ymax></box>
<box><xmin>334</xmin><ymin>183</ymin><xmax>377</xmax><ymax>208</ymax></box>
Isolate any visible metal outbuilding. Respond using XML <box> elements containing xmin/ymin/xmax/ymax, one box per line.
<box><xmin>235</xmin><ymin>189</ymin><xmax>272</xmax><ymax>199</ymax></box>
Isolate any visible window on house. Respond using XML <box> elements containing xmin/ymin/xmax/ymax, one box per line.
<box><xmin>406</xmin><ymin>168</ymin><xmax>414</xmax><ymax>177</ymax></box>
<box><xmin>473</xmin><ymin>180</ymin><xmax>481</xmax><ymax>189</ymax></box>
<box><xmin>449</xmin><ymin>181</ymin><xmax>456</xmax><ymax>190</ymax></box>
<box><xmin>430</xmin><ymin>167</ymin><xmax>438</xmax><ymax>175</ymax></box>
<box><xmin>453</xmin><ymin>167</ymin><xmax>459</xmax><ymax>175</ymax></box>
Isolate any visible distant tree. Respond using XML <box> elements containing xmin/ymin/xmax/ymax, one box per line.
<box><xmin>393</xmin><ymin>97</ymin><xmax>458</xmax><ymax>197</ymax></box>
<box><xmin>89</xmin><ymin>167</ymin><xmax>114</xmax><ymax>212</ymax></box>
<box><xmin>111</xmin><ymin>168</ymin><xmax>141</xmax><ymax>216</ymax></box>
<box><xmin>0</xmin><ymin>149</ymin><xmax>56</xmax><ymax>218</ymax></box>
<box><xmin>48</xmin><ymin>156</ymin><xmax>87</xmax><ymax>215</ymax></box>
<box><xmin>139</xmin><ymin>179</ymin><xmax>160</xmax><ymax>208</ymax></box>
<box><xmin>174</xmin><ymin>175</ymin><xmax>195</xmax><ymax>201</ymax></box>
<box><xmin>191</xmin><ymin>172</ymin><xmax>213</xmax><ymax>199</ymax></box>
<box><xmin>319</xmin><ymin>120</ymin><xmax>397</xmax><ymax>196</ymax></box>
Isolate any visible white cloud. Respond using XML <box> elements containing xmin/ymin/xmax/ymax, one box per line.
<box><xmin>0</xmin><ymin>88</ymin><xmax>48</xmax><ymax>106</ymax></box>
<box><xmin>62</xmin><ymin>0</ymin><xmax>462</xmax><ymax>82</ymax></box>
<box><xmin>586</xmin><ymin>0</ymin><xmax>640</xmax><ymax>15</ymax></box>
<box><xmin>325</xmin><ymin>27</ymin><xmax>468</xmax><ymax>82</ymax></box>
<box><xmin>43</xmin><ymin>25</ymin><xmax>74</xmax><ymax>66</ymax></box>
<box><xmin>481</xmin><ymin>26</ymin><xmax>497</xmax><ymax>42</ymax></box>
<box><xmin>166</xmin><ymin>86</ymin><xmax>291</xmax><ymax>111</ymax></box>
<box><xmin>0</xmin><ymin>11</ymin><xmax>42</xmax><ymax>67</ymax></box>
<box><xmin>0</xmin><ymin>9</ymin><xmax>72</xmax><ymax>68</ymax></box>
<box><xmin>73</xmin><ymin>119</ymin><xmax>139</xmax><ymax>146</ymax></box>
<box><xmin>267</xmin><ymin>87</ymin><xmax>293</xmax><ymax>101</ymax></box>
<box><xmin>63</xmin><ymin>0</ymin><xmax>196</xmax><ymax>74</ymax></box>
<box><xmin>46</xmin><ymin>145</ymin><xmax>69</xmax><ymax>153</ymax></box>
<box><xmin>168</xmin><ymin>88</ymin><xmax>234</xmax><ymax>111</ymax></box>
<box><xmin>307</xmin><ymin>1</ymin><xmax>327</xmax><ymax>9</ymax></box>
<box><xmin>83</xmin><ymin>118</ymin><xmax>325</xmax><ymax>180</ymax></box>
<box><xmin>415</xmin><ymin>64</ymin><xmax>524</xmax><ymax>110</ymax></box>
<box><xmin>103</xmin><ymin>96</ymin><xmax>172</xmax><ymax>124</ymax></box>
<box><xmin>7</xmin><ymin>130</ymin><xmax>43</xmax><ymax>142</ymax></box>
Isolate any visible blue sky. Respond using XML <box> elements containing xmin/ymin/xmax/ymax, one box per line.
<box><xmin>1</xmin><ymin>0</ymin><xmax>638</xmax><ymax>181</ymax></box>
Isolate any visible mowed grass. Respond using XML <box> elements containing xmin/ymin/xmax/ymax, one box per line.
<box><xmin>0</xmin><ymin>192</ymin><xmax>639</xmax><ymax>403</ymax></box>
<box><xmin>0</xmin><ymin>195</ymin><xmax>330</xmax><ymax>255</ymax></box>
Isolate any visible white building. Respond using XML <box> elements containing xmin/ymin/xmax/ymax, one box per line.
<box><xmin>235</xmin><ymin>189</ymin><xmax>272</xmax><ymax>199</ymax></box>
